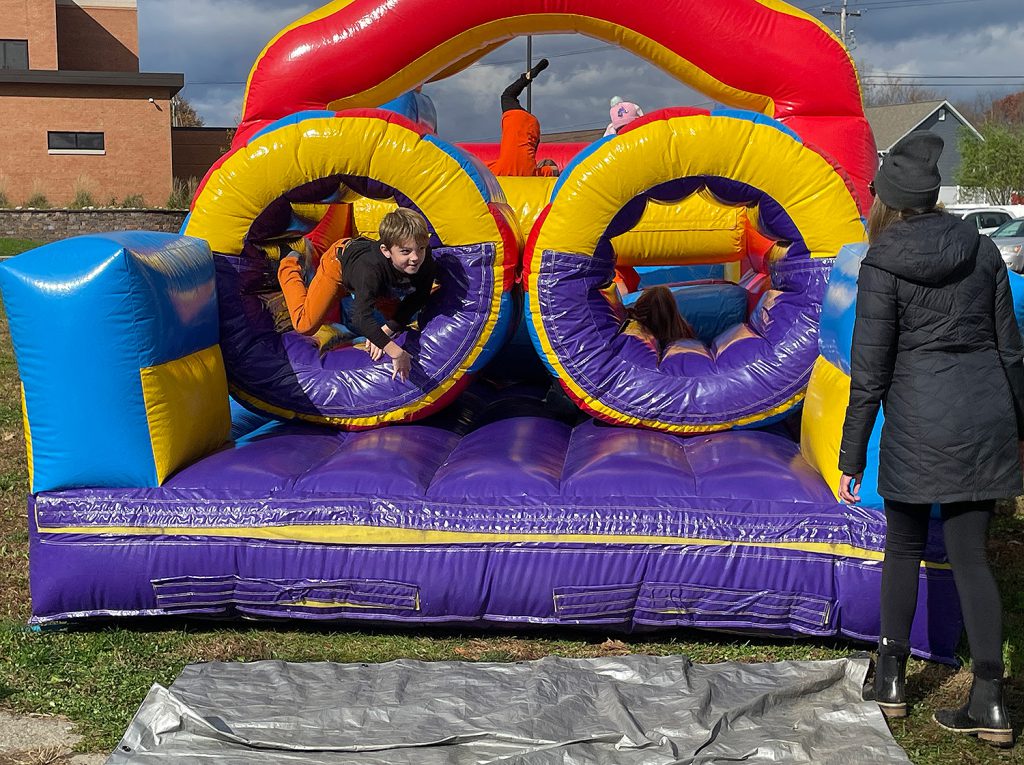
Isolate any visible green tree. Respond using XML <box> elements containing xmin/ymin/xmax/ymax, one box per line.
<box><xmin>955</xmin><ymin>123</ymin><xmax>1024</xmax><ymax>205</ymax></box>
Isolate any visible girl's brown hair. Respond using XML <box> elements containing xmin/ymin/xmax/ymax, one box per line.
<box><xmin>865</xmin><ymin>193</ymin><xmax>940</xmax><ymax>244</ymax></box>
<box><xmin>629</xmin><ymin>286</ymin><xmax>696</xmax><ymax>348</ymax></box>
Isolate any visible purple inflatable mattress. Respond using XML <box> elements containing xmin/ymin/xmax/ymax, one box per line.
<box><xmin>28</xmin><ymin>409</ymin><xmax>960</xmax><ymax>661</ymax></box>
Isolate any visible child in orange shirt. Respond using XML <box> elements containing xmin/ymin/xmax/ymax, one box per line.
<box><xmin>486</xmin><ymin>59</ymin><xmax>558</xmax><ymax>178</ymax></box>
<box><xmin>276</xmin><ymin>208</ymin><xmax>436</xmax><ymax>382</ymax></box>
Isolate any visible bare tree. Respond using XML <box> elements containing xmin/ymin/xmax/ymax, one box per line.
<box><xmin>988</xmin><ymin>91</ymin><xmax>1024</xmax><ymax>126</ymax></box>
<box><xmin>954</xmin><ymin>91</ymin><xmax>1024</xmax><ymax>128</ymax></box>
<box><xmin>859</xmin><ymin>65</ymin><xmax>940</xmax><ymax>107</ymax></box>
<box><xmin>171</xmin><ymin>95</ymin><xmax>205</xmax><ymax>128</ymax></box>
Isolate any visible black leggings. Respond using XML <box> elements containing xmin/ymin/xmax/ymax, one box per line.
<box><xmin>500</xmin><ymin>74</ymin><xmax>530</xmax><ymax>113</ymax></box>
<box><xmin>882</xmin><ymin>499</ymin><xmax>1003</xmax><ymax>672</ymax></box>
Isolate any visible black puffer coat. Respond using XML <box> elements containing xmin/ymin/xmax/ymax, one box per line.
<box><xmin>840</xmin><ymin>211</ymin><xmax>1024</xmax><ymax>503</ymax></box>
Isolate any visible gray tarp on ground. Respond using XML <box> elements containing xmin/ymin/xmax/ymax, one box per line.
<box><xmin>106</xmin><ymin>656</ymin><xmax>911</xmax><ymax>764</ymax></box>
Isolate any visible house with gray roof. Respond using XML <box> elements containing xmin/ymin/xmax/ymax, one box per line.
<box><xmin>865</xmin><ymin>99</ymin><xmax>983</xmax><ymax>205</ymax></box>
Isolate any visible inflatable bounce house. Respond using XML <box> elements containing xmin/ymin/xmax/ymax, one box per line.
<box><xmin>4</xmin><ymin>0</ymin><xmax>1019</xmax><ymax>663</ymax></box>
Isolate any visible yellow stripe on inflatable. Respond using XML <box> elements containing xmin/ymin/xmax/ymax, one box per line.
<box><xmin>21</xmin><ymin>384</ymin><xmax>33</xmax><ymax>493</ymax></box>
<box><xmin>611</xmin><ymin>196</ymin><xmax>746</xmax><ymax>267</ymax></box>
<box><xmin>800</xmin><ymin>355</ymin><xmax>850</xmax><ymax>502</ymax></box>
<box><xmin>140</xmin><ymin>345</ymin><xmax>231</xmax><ymax>484</ymax></box>
<box><xmin>325</xmin><ymin>15</ymin><xmax>774</xmax><ymax>118</ymax></box>
<box><xmin>185</xmin><ymin>116</ymin><xmax>500</xmax><ymax>256</ymax></box>
<box><xmin>30</xmin><ymin>518</ymin><xmax>950</xmax><ymax>569</ymax></box>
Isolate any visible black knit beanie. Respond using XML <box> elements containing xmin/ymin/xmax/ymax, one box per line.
<box><xmin>874</xmin><ymin>131</ymin><xmax>943</xmax><ymax>211</ymax></box>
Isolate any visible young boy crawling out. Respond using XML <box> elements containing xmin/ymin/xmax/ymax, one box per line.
<box><xmin>276</xmin><ymin>208</ymin><xmax>437</xmax><ymax>383</ymax></box>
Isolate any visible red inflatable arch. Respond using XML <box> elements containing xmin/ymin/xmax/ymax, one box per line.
<box><xmin>237</xmin><ymin>0</ymin><xmax>876</xmax><ymax>208</ymax></box>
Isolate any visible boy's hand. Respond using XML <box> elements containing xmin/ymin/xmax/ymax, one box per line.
<box><xmin>365</xmin><ymin>326</ymin><xmax>397</xmax><ymax>362</ymax></box>
<box><xmin>390</xmin><ymin>350</ymin><xmax>411</xmax><ymax>383</ymax></box>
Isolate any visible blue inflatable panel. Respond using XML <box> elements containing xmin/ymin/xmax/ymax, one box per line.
<box><xmin>635</xmin><ymin>265</ymin><xmax>727</xmax><ymax>287</ymax></box>
<box><xmin>819</xmin><ymin>243</ymin><xmax>868</xmax><ymax>375</ymax></box>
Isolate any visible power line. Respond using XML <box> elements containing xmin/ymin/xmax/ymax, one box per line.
<box><xmin>866</xmin><ymin>73</ymin><xmax>1024</xmax><ymax>79</ymax></box>
<box><xmin>850</xmin><ymin>0</ymin><xmax>985</xmax><ymax>8</ymax></box>
<box><xmin>863</xmin><ymin>82</ymin><xmax>1024</xmax><ymax>87</ymax></box>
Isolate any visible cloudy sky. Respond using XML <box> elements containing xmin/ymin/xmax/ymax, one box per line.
<box><xmin>138</xmin><ymin>0</ymin><xmax>1024</xmax><ymax>141</ymax></box>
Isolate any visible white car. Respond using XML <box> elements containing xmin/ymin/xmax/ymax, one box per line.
<box><xmin>951</xmin><ymin>207</ymin><xmax>1016</xmax><ymax>236</ymax></box>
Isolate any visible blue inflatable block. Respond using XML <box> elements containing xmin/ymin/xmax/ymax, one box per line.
<box><xmin>0</xmin><ymin>232</ymin><xmax>221</xmax><ymax>491</ymax></box>
<box><xmin>481</xmin><ymin>299</ymin><xmax>551</xmax><ymax>384</ymax></box>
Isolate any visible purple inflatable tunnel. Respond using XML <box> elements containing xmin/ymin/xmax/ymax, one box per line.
<box><xmin>525</xmin><ymin>109</ymin><xmax>867</xmax><ymax>433</ymax></box>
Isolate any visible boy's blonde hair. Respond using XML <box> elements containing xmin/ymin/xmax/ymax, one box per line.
<box><xmin>379</xmin><ymin>207</ymin><xmax>430</xmax><ymax>249</ymax></box>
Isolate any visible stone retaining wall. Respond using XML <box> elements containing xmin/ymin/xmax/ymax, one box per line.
<box><xmin>0</xmin><ymin>210</ymin><xmax>189</xmax><ymax>244</ymax></box>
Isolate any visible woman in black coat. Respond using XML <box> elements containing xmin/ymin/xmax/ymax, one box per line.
<box><xmin>839</xmin><ymin>131</ymin><xmax>1024</xmax><ymax>747</ymax></box>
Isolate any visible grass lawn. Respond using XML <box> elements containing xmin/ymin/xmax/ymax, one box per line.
<box><xmin>0</xmin><ymin>239</ymin><xmax>42</xmax><ymax>258</ymax></box>
<box><xmin>0</xmin><ymin>235</ymin><xmax>1021</xmax><ymax>761</ymax></box>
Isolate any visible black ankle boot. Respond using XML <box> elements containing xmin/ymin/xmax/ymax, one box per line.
<box><xmin>934</xmin><ymin>673</ymin><xmax>1014</xmax><ymax>748</ymax></box>
<box><xmin>864</xmin><ymin>637</ymin><xmax>910</xmax><ymax>718</ymax></box>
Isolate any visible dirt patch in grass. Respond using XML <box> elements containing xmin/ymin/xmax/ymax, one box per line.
<box><xmin>185</xmin><ymin>633</ymin><xmax>277</xmax><ymax>664</ymax></box>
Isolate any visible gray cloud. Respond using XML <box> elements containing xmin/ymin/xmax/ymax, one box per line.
<box><xmin>139</xmin><ymin>0</ymin><xmax>1024</xmax><ymax>140</ymax></box>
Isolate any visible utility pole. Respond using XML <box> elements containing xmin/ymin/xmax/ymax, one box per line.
<box><xmin>526</xmin><ymin>36</ymin><xmax>533</xmax><ymax>112</ymax></box>
<box><xmin>822</xmin><ymin>0</ymin><xmax>861</xmax><ymax>50</ymax></box>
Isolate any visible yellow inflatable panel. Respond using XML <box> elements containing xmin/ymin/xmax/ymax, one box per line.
<box><xmin>800</xmin><ymin>355</ymin><xmax>849</xmax><ymax>502</ymax></box>
<box><xmin>612</xmin><ymin>196</ymin><xmax>746</xmax><ymax>266</ymax></box>
<box><xmin>141</xmin><ymin>345</ymin><xmax>231</xmax><ymax>484</ymax></box>
<box><xmin>496</xmin><ymin>177</ymin><xmax>558</xmax><ymax>235</ymax></box>
<box><xmin>351</xmin><ymin>197</ymin><xmax>398</xmax><ymax>238</ymax></box>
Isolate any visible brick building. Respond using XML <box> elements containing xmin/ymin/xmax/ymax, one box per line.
<box><xmin>0</xmin><ymin>0</ymin><xmax>182</xmax><ymax>207</ymax></box>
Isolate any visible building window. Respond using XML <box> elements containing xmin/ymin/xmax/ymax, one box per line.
<box><xmin>0</xmin><ymin>40</ymin><xmax>28</xmax><ymax>70</ymax></box>
<box><xmin>47</xmin><ymin>131</ymin><xmax>106</xmax><ymax>155</ymax></box>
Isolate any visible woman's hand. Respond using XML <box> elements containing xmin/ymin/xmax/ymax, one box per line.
<box><xmin>838</xmin><ymin>473</ymin><xmax>863</xmax><ymax>504</ymax></box>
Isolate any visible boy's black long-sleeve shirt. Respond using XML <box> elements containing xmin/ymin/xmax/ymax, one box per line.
<box><xmin>340</xmin><ymin>237</ymin><xmax>437</xmax><ymax>349</ymax></box>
